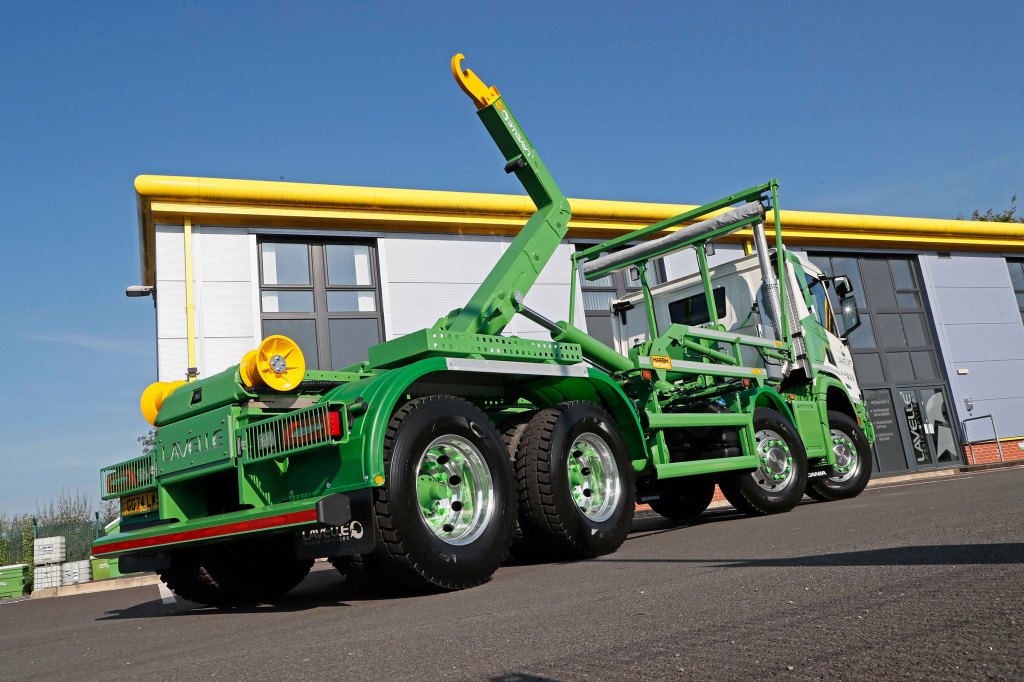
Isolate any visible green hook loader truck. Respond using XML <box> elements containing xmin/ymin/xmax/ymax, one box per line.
<box><xmin>93</xmin><ymin>54</ymin><xmax>874</xmax><ymax>605</ymax></box>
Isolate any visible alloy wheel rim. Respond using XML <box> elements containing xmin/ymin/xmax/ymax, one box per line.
<box><xmin>566</xmin><ymin>432</ymin><xmax>621</xmax><ymax>522</ymax></box>
<box><xmin>752</xmin><ymin>428</ymin><xmax>795</xmax><ymax>492</ymax></box>
<box><xmin>828</xmin><ymin>429</ymin><xmax>860</xmax><ymax>483</ymax></box>
<box><xmin>415</xmin><ymin>435</ymin><xmax>494</xmax><ymax>546</ymax></box>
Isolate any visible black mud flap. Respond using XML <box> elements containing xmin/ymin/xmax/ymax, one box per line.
<box><xmin>294</xmin><ymin>488</ymin><xmax>376</xmax><ymax>559</ymax></box>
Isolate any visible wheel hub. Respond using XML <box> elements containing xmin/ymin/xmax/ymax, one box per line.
<box><xmin>566</xmin><ymin>433</ymin><xmax>621</xmax><ymax>522</ymax></box>
<box><xmin>753</xmin><ymin>429</ymin><xmax>794</xmax><ymax>492</ymax></box>
<box><xmin>416</xmin><ymin>435</ymin><xmax>494</xmax><ymax>546</ymax></box>
<box><xmin>828</xmin><ymin>429</ymin><xmax>860</xmax><ymax>483</ymax></box>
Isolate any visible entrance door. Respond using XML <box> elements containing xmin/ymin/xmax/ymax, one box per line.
<box><xmin>899</xmin><ymin>386</ymin><xmax>959</xmax><ymax>466</ymax></box>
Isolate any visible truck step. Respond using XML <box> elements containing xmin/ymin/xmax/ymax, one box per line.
<box><xmin>655</xmin><ymin>456</ymin><xmax>759</xmax><ymax>479</ymax></box>
<box><xmin>645</xmin><ymin>411</ymin><xmax>752</xmax><ymax>429</ymax></box>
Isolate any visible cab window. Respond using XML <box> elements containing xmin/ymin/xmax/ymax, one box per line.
<box><xmin>805</xmin><ymin>275</ymin><xmax>838</xmax><ymax>336</ymax></box>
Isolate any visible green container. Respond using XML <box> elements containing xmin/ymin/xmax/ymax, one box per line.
<box><xmin>0</xmin><ymin>564</ymin><xmax>29</xmax><ymax>599</ymax></box>
<box><xmin>91</xmin><ymin>557</ymin><xmax>122</xmax><ymax>581</ymax></box>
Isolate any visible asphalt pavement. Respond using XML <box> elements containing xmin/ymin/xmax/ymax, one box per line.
<box><xmin>2</xmin><ymin>467</ymin><xmax>1022</xmax><ymax>681</ymax></box>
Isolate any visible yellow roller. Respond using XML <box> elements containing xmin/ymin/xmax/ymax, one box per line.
<box><xmin>239</xmin><ymin>349</ymin><xmax>260</xmax><ymax>388</ymax></box>
<box><xmin>139</xmin><ymin>380</ymin><xmax>187</xmax><ymax>425</ymax></box>
<box><xmin>252</xmin><ymin>335</ymin><xmax>305</xmax><ymax>391</ymax></box>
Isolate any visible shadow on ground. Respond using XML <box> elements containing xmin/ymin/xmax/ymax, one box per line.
<box><xmin>96</xmin><ymin>567</ymin><xmax>404</xmax><ymax>621</ymax></box>
<box><xmin>600</xmin><ymin>542</ymin><xmax>1024</xmax><ymax>568</ymax></box>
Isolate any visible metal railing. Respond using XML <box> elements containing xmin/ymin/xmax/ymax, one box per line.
<box><xmin>960</xmin><ymin>414</ymin><xmax>1004</xmax><ymax>465</ymax></box>
<box><xmin>100</xmin><ymin>454</ymin><xmax>156</xmax><ymax>499</ymax></box>
<box><xmin>243</xmin><ymin>403</ymin><xmax>346</xmax><ymax>462</ymax></box>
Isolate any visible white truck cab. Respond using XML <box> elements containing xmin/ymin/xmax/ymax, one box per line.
<box><xmin>610</xmin><ymin>250</ymin><xmax>864</xmax><ymax>403</ymax></box>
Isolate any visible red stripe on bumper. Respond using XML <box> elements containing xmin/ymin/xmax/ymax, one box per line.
<box><xmin>94</xmin><ymin>509</ymin><xmax>318</xmax><ymax>555</ymax></box>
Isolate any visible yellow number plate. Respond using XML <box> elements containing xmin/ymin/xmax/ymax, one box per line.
<box><xmin>121</xmin><ymin>491</ymin><xmax>159</xmax><ymax>517</ymax></box>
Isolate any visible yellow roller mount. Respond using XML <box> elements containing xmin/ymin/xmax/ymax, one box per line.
<box><xmin>139</xmin><ymin>380</ymin><xmax>187</xmax><ymax>425</ymax></box>
<box><xmin>246</xmin><ymin>335</ymin><xmax>306</xmax><ymax>391</ymax></box>
<box><xmin>238</xmin><ymin>349</ymin><xmax>259</xmax><ymax>388</ymax></box>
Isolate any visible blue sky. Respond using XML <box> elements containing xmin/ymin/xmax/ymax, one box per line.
<box><xmin>1</xmin><ymin>1</ymin><xmax>1021</xmax><ymax>512</ymax></box>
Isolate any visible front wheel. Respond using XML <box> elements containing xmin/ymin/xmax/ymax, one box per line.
<box><xmin>366</xmin><ymin>395</ymin><xmax>516</xmax><ymax>592</ymax></box>
<box><xmin>806</xmin><ymin>411</ymin><xmax>873</xmax><ymax>501</ymax></box>
<box><xmin>515</xmin><ymin>401</ymin><xmax>635</xmax><ymax>559</ymax></box>
<box><xmin>719</xmin><ymin>408</ymin><xmax>808</xmax><ymax>516</ymax></box>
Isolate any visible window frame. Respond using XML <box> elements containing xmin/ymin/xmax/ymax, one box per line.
<box><xmin>258</xmin><ymin>238</ymin><xmax>385</xmax><ymax>370</ymax></box>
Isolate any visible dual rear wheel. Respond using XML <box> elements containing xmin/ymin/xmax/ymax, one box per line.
<box><xmin>361</xmin><ymin>397</ymin><xmax>637</xmax><ymax>591</ymax></box>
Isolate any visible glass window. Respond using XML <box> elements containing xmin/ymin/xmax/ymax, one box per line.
<box><xmin>328</xmin><ymin>291</ymin><xmax>376</xmax><ymax>312</ymax></box>
<box><xmin>860</xmin><ymin>259</ymin><xmax>897</xmax><ymax>309</ymax></box>
<box><xmin>911</xmin><ymin>351</ymin><xmax>939</xmax><ymax>380</ymax></box>
<box><xmin>1010</xmin><ymin>259</ymin><xmax>1024</xmax><ymax>326</ymax></box>
<box><xmin>668</xmin><ymin>287</ymin><xmax>727</xmax><ymax>327</ymax></box>
<box><xmin>261</xmin><ymin>243</ymin><xmax>310</xmax><ymax>285</ymax></box>
<box><xmin>261</xmin><ymin>290</ymin><xmax>315</xmax><ymax>313</ymax></box>
<box><xmin>890</xmin><ymin>259</ymin><xmax>917</xmax><ymax>290</ymax></box>
<box><xmin>1008</xmin><ymin>260</ymin><xmax>1024</xmax><ymax>290</ymax></box>
<box><xmin>877</xmin><ymin>313</ymin><xmax>907</xmax><ymax>347</ymax></box>
<box><xmin>888</xmin><ymin>352</ymin><xmax>915</xmax><ymax>382</ymax></box>
<box><xmin>262</xmin><ymin>319</ymin><xmax>319</xmax><ymax>370</ymax></box>
<box><xmin>326</xmin><ymin>245</ymin><xmax>373</xmax><ymax>286</ymax></box>
<box><xmin>896</xmin><ymin>292</ymin><xmax>922</xmax><ymax>309</ymax></box>
<box><xmin>852</xmin><ymin>353</ymin><xmax>885</xmax><ymax>385</ymax></box>
<box><xmin>329</xmin><ymin>319</ymin><xmax>381</xmax><ymax>370</ymax></box>
<box><xmin>902</xmin><ymin>313</ymin><xmax>928</xmax><ymax>346</ymax></box>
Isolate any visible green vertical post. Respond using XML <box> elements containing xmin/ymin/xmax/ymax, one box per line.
<box><xmin>637</xmin><ymin>261</ymin><xmax>659</xmax><ymax>336</ymax></box>
<box><xmin>695</xmin><ymin>241</ymin><xmax>719</xmax><ymax>325</ymax></box>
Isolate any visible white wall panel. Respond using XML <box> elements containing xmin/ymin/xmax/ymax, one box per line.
<box><xmin>155</xmin><ymin>226</ymin><xmax>184</xmax><ymax>281</ymax></box>
<box><xmin>156</xmin><ymin>280</ymin><xmax>186</xmax><ymax>339</ymax></box>
<box><xmin>384</xmin><ymin>282</ymin><xmax>478</xmax><ymax>336</ymax></box>
<box><xmin>382</xmin><ymin>235</ymin><xmax>506</xmax><ymax>283</ymax></box>
<box><xmin>199</xmin><ymin>281</ymin><xmax>255</xmax><ymax>338</ymax></box>
<box><xmin>203</xmin><ymin>337</ymin><xmax>254</xmax><ymax>376</ymax></box>
<box><xmin>198</xmin><ymin>229</ymin><xmax>255</xmax><ymax>282</ymax></box>
<box><xmin>157</xmin><ymin>337</ymin><xmax>187</xmax><ymax>382</ymax></box>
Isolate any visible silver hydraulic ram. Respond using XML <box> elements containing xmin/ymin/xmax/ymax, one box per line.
<box><xmin>752</xmin><ymin>219</ymin><xmax>793</xmax><ymax>377</ymax></box>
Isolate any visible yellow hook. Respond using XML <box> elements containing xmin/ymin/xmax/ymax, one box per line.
<box><xmin>451</xmin><ymin>53</ymin><xmax>501</xmax><ymax>110</ymax></box>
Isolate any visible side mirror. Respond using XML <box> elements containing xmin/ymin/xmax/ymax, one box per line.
<box><xmin>838</xmin><ymin>294</ymin><xmax>862</xmax><ymax>338</ymax></box>
<box><xmin>833</xmin><ymin>275</ymin><xmax>853</xmax><ymax>298</ymax></box>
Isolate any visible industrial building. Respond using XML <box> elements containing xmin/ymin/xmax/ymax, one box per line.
<box><xmin>130</xmin><ymin>175</ymin><xmax>1024</xmax><ymax>477</ymax></box>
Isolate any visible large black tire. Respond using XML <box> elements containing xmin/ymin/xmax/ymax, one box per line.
<box><xmin>365</xmin><ymin>395</ymin><xmax>516</xmax><ymax>592</ymax></box>
<box><xmin>806</xmin><ymin>410</ymin><xmax>873</xmax><ymax>502</ymax></box>
<box><xmin>158</xmin><ymin>536</ymin><xmax>312</xmax><ymax>606</ymax></box>
<box><xmin>515</xmin><ymin>401</ymin><xmax>635</xmax><ymax>559</ymax></box>
<box><xmin>646</xmin><ymin>477</ymin><xmax>716</xmax><ymax>522</ymax></box>
<box><xmin>719</xmin><ymin>408</ymin><xmax>808</xmax><ymax>517</ymax></box>
<box><xmin>500</xmin><ymin>413</ymin><xmax>544</xmax><ymax>561</ymax></box>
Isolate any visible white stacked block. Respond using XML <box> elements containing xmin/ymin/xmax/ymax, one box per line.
<box><xmin>33</xmin><ymin>564</ymin><xmax>62</xmax><ymax>589</ymax></box>
<box><xmin>33</xmin><ymin>537</ymin><xmax>66</xmax><ymax>566</ymax></box>
<box><xmin>62</xmin><ymin>560</ymin><xmax>92</xmax><ymax>585</ymax></box>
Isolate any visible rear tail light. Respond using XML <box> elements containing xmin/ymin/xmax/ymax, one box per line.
<box><xmin>327</xmin><ymin>411</ymin><xmax>343</xmax><ymax>437</ymax></box>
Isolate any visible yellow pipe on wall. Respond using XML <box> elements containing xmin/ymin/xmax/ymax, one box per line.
<box><xmin>134</xmin><ymin>175</ymin><xmax>1024</xmax><ymax>284</ymax></box>
<box><xmin>183</xmin><ymin>218</ymin><xmax>197</xmax><ymax>381</ymax></box>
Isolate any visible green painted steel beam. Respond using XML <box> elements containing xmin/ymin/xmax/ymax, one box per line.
<box><xmin>645</xmin><ymin>411</ymin><xmax>751</xmax><ymax>429</ymax></box>
<box><xmin>438</xmin><ymin>96</ymin><xmax>571</xmax><ymax>337</ymax></box>
<box><xmin>655</xmin><ymin>456</ymin><xmax>759</xmax><ymax>478</ymax></box>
